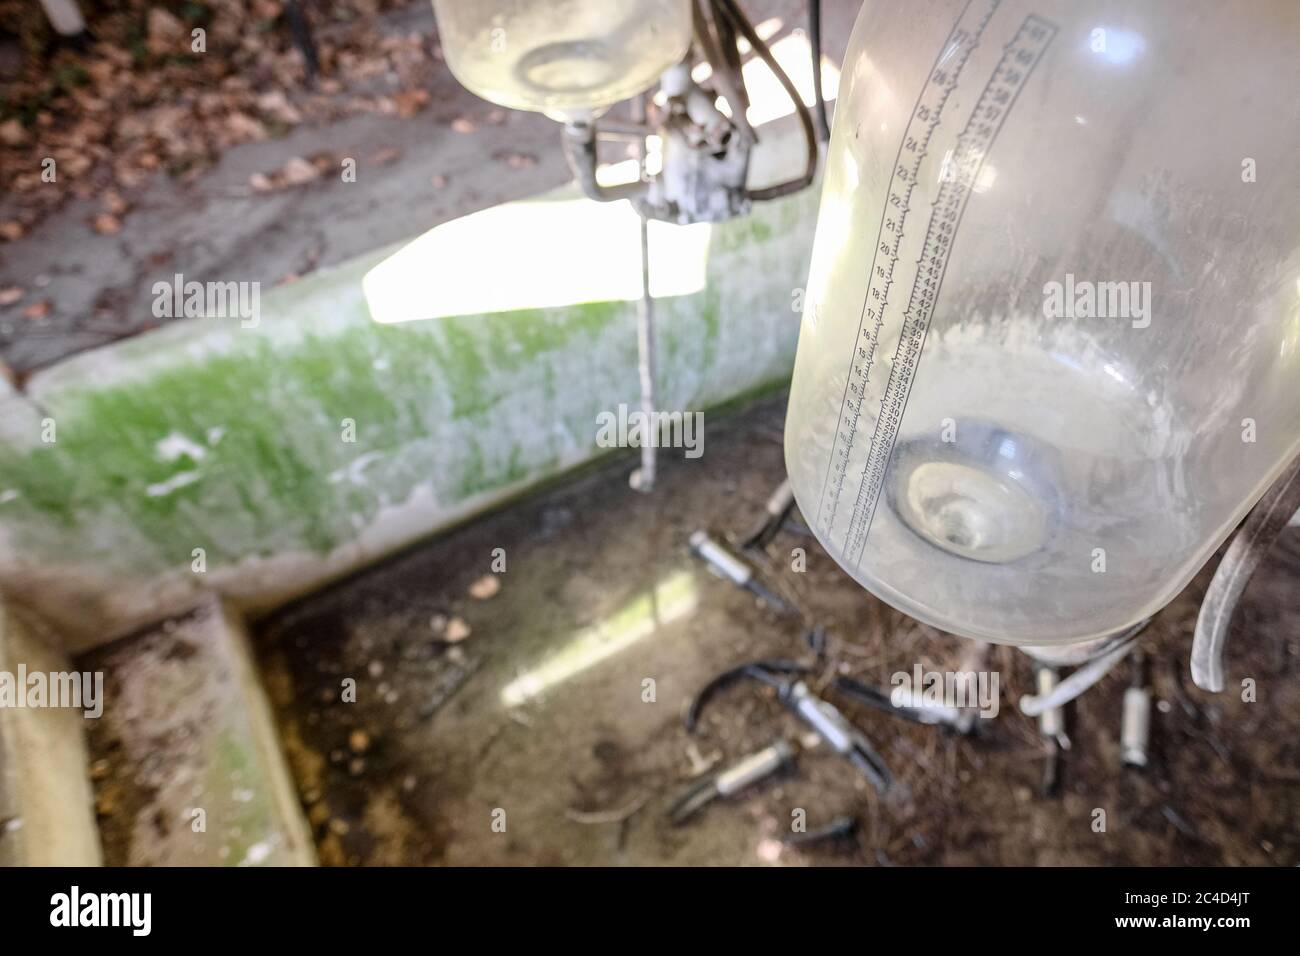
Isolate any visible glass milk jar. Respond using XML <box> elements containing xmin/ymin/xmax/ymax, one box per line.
<box><xmin>784</xmin><ymin>0</ymin><xmax>1300</xmax><ymax>645</ymax></box>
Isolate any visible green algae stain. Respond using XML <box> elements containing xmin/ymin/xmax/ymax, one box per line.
<box><xmin>0</xmin><ymin>189</ymin><xmax>811</xmax><ymax>584</ymax></box>
<box><xmin>0</xmin><ymin>301</ymin><xmax>637</xmax><ymax>574</ymax></box>
<box><xmin>206</xmin><ymin>726</ymin><xmax>279</xmax><ymax>866</ymax></box>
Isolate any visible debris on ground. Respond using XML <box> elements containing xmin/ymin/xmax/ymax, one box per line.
<box><xmin>256</xmin><ymin>398</ymin><xmax>1300</xmax><ymax>865</ymax></box>
<box><xmin>468</xmin><ymin>575</ymin><xmax>500</xmax><ymax>600</ymax></box>
<box><xmin>0</xmin><ymin>0</ymin><xmax>442</xmax><ymax>238</ymax></box>
<box><xmin>443</xmin><ymin>617</ymin><xmax>471</xmax><ymax>643</ymax></box>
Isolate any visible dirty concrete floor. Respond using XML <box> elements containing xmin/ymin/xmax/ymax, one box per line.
<box><xmin>80</xmin><ymin>600</ymin><xmax>315</xmax><ymax>867</ymax></box>
<box><xmin>255</xmin><ymin>395</ymin><xmax>1299</xmax><ymax>866</ymax></box>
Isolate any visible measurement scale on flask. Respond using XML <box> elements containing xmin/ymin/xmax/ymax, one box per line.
<box><xmin>814</xmin><ymin>0</ymin><xmax>1057</xmax><ymax>567</ymax></box>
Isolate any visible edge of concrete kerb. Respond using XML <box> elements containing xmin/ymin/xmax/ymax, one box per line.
<box><xmin>0</xmin><ymin>597</ymin><xmax>103</xmax><ymax>866</ymax></box>
<box><xmin>213</xmin><ymin>596</ymin><xmax>318</xmax><ymax>867</ymax></box>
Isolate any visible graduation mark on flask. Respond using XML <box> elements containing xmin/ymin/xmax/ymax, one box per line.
<box><xmin>814</xmin><ymin>3</ymin><xmax>1057</xmax><ymax>569</ymax></box>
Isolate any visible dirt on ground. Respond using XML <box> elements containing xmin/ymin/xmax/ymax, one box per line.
<box><xmin>0</xmin><ymin>0</ymin><xmax>434</xmax><ymax>238</ymax></box>
<box><xmin>0</xmin><ymin>0</ymin><xmax>572</xmax><ymax>375</ymax></box>
<box><xmin>254</xmin><ymin>396</ymin><xmax>1300</xmax><ymax>866</ymax></box>
<box><xmin>0</xmin><ymin>0</ymin><xmax>842</xmax><ymax>377</ymax></box>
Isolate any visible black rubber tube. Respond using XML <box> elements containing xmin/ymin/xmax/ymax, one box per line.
<box><xmin>713</xmin><ymin>0</ymin><xmax>819</xmax><ymax>200</ymax></box>
<box><xmin>809</xmin><ymin>0</ymin><xmax>830</xmax><ymax>141</ymax></box>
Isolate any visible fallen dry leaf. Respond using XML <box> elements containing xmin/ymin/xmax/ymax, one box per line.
<box><xmin>226</xmin><ymin>111</ymin><xmax>268</xmax><ymax>142</ymax></box>
<box><xmin>469</xmin><ymin>575</ymin><xmax>501</xmax><ymax>600</ymax></box>
<box><xmin>23</xmin><ymin>300</ymin><xmax>52</xmax><ymax>320</ymax></box>
<box><xmin>393</xmin><ymin>88</ymin><xmax>430</xmax><ymax>118</ymax></box>
<box><xmin>92</xmin><ymin>214</ymin><xmax>123</xmax><ymax>235</ymax></box>
<box><xmin>0</xmin><ymin>221</ymin><xmax>23</xmax><ymax>242</ymax></box>
<box><xmin>257</xmin><ymin>90</ymin><xmax>302</xmax><ymax>125</ymax></box>
<box><xmin>498</xmin><ymin>152</ymin><xmax>538</xmax><ymax>170</ymax></box>
<box><xmin>308</xmin><ymin>153</ymin><xmax>336</xmax><ymax>173</ymax></box>
<box><xmin>0</xmin><ymin>118</ymin><xmax>26</xmax><ymax>147</ymax></box>
<box><xmin>102</xmin><ymin>191</ymin><xmax>129</xmax><ymax>216</ymax></box>
<box><xmin>281</xmin><ymin>156</ymin><xmax>320</xmax><ymax>186</ymax></box>
<box><xmin>0</xmin><ymin>286</ymin><xmax>25</xmax><ymax>307</ymax></box>
<box><xmin>450</xmin><ymin>116</ymin><xmax>476</xmax><ymax>134</ymax></box>
<box><xmin>146</xmin><ymin>9</ymin><xmax>186</xmax><ymax>57</ymax></box>
<box><xmin>444</xmin><ymin>617</ymin><xmax>472</xmax><ymax>643</ymax></box>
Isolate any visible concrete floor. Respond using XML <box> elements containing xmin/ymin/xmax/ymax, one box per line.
<box><xmin>258</xmin><ymin>395</ymin><xmax>848</xmax><ymax>866</ymax></box>
<box><xmin>256</xmin><ymin>395</ymin><xmax>1300</xmax><ymax>866</ymax></box>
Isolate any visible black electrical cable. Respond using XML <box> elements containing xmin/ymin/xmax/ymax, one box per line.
<box><xmin>693</xmin><ymin>0</ymin><xmax>728</xmax><ymax>89</ymax></box>
<box><xmin>712</xmin><ymin>0</ymin><xmax>819</xmax><ymax>200</ymax></box>
<box><xmin>692</xmin><ymin>0</ymin><xmax>753</xmax><ymax>143</ymax></box>
<box><xmin>809</xmin><ymin>0</ymin><xmax>830</xmax><ymax>141</ymax></box>
<box><xmin>285</xmin><ymin>0</ymin><xmax>320</xmax><ymax>82</ymax></box>
<box><xmin>684</xmin><ymin>659</ymin><xmax>813</xmax><ymax>732</ymax></box>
